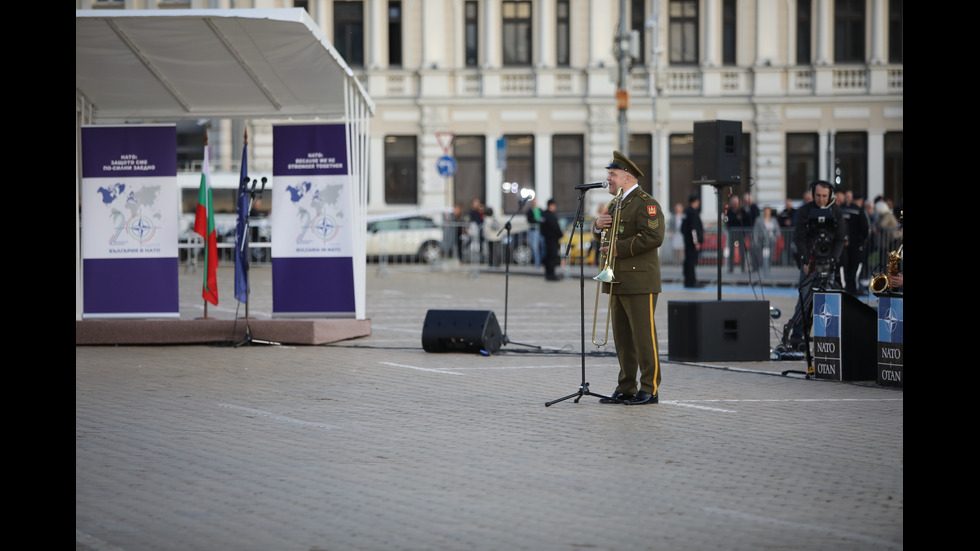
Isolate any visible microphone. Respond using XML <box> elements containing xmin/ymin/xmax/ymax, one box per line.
<box><xmin>259</xmin><ymin>176</ymin><xmax>268</xmax><ymax>194</ymax></box>
<box><xmin>575</xmin><ymin>181</ymin><xmax>608</xmax><ymax>190</ymax></box>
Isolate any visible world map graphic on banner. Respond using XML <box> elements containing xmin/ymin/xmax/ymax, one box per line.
<box><xmin>277</xmin><ymin>175</ymin><xmax>350</xmax><ymax>255</ymax></box>
<box><xmin>93</xmin><ymin>181</ymin><xmax>166</xmax><ymax>251</ymax></box>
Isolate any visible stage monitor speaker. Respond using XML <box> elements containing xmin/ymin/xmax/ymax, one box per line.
<box><xmin>667</xmin><ymin>300</ymin><xmax>769</xmax><ymax>361</ymax></box>
<box><xmin>422</xmin><ymin>309</ymin><xmax>503</xmax><ymax>355</ymax></box>
<box><xmin>693</xmin><ymin>120</ymin><xmax>742</xmax><ymax>184</ymax></box>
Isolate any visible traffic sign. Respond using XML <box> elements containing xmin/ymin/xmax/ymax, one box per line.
<box><xmin>436</xmin><ymin>155</ymin><xmax>457</xmax><ymax>178</ymax></box>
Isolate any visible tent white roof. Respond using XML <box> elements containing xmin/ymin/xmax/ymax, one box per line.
<box><xmin>76</xmin><ymin>8</ymin><xmax>374</xmax><ymax>122</ymax></box>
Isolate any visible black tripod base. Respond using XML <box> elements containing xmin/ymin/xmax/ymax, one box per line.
<box><xmin>234</xmin><ymin>325</ymin><xmax>279</xmax><ymax>348</ymax></box>
<box><xmin>545</xmin><ymin>382</ymin><xmax>613</xmax><ymax>407</ymax></box>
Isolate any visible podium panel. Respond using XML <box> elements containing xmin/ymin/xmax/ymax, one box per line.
<box><xmin>876</xmin><ymin>296</ymin><xmax>903</xmax><ymax>387</ymax></box>
<box><xmin>811</xmin><ymin>292</ymin><xmax>877</xmax><ymax>381</ymax></box>
<box><xmin>667</xmin><ymin>300</ymin><xmax>769</xmax><ymax>361</ymax></box>
<box><xmin>421</xmin><ymin>309</ymin><xmax>502</xmax><ymax>355</ymax></box>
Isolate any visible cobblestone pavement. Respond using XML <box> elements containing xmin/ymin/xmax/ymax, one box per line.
<box><xmin>76</xmin><ymin>265</ymin><xmax>902</xmax><ymax>551</ymax></box>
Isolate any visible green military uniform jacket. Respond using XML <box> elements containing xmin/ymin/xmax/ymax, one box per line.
<box><xmin>600</xmin><ymin>186</ymin><xmax>665</xmax><ymax>295</ymax></box>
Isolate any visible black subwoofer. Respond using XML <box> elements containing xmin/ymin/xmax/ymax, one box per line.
<box><xmin>667</xmin><ymin>300</ymin><xmax>769</xmax><ymax>361</ymax></box>
<box><xmin>421</xmin><ymin>309</ymin><xmax>503</xmax><ymax>354</ymax></box>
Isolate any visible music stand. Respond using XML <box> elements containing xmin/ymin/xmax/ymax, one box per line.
<box><xmin>546</xmin><ymin>187</ymin><xmax>613</xmax><ymax>406</ymax></box>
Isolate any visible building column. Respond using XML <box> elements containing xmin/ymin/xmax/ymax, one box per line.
<box><xmin>869</xmin><ymin>0</ymin><xmax>886</xmax><ymax>64</ymax></box>
<box><xmin>702</xmin><ymin>0</ymin><xmax>719</xmax><ymax>67</ymax></box>
<box><xmin>815</xmin><ymin>0</ymin><xmax>832</xmax><ymax>65</ymax></box>
<box><xmin>367</xmin><ymin>0</ymin><xmax>385</xmax><ymax>68</ymax></box>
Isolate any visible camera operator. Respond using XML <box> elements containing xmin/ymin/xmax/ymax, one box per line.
<box><xmin>784</xmin><ymin>180</ymin><xmax>846</xmax><ymax>349</ymax></box>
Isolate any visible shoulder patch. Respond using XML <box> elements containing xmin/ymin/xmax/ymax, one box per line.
<box><xmin>647</xmin><ymin>205</ymin><xmax>658</xmax><ymax>217</ymax></box>
<box><xmin>648</xmin><ymin>218</ymin><xmax>660</xmax><ymax>230</ymax></box>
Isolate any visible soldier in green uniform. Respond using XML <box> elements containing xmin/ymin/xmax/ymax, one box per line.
<box><xmin>593</xmin><ymin>151</ymin><xmax>665</xmax><ymax>405</ymax></box>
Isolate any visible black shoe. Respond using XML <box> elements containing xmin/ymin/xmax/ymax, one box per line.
<box><xmin>626</xmin><ymin>391</ymin><xmax>658</xmax><ymax>405</ymax></box>
<box><xmin>599</xmin><ymin>391</ymin><xmax>633</xmax><ymax>404</ymax></box>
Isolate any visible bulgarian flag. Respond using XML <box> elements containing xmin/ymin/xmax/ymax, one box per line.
<box><xmin>193</xmin><ymin>144</ymin><xmax>219</xmax><ymax>306</ymax></box>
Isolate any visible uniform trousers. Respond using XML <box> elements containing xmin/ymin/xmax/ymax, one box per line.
<box><xmin>610</xmin><ymin>292</ymin><xmax>662</xmax><ymax>396</ymax></box>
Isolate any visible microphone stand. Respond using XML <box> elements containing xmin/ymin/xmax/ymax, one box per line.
<box><xmin>546</xmin><ymin>187</ymin><xmax>613</xmax><ymax>406</ymax></box>
<box><xmin>235</xmin><ymin>177</ymin><xmax>278</xmax><ymax>347</ymax></box>
<box><xmin>497</xmin><ymin>198</ymin><xmax>540</xmax><ymax>350</ymax></box>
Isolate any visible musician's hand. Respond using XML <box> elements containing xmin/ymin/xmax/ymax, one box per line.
<box><xmin>888</xmin><ymin>273</ymin><xmax>903</xmax><ymax>290</ymax></box>
<box><xmin>595</xmin><ymin>213</ymin><xmax>612</xmax><ymax>230</ymax></box>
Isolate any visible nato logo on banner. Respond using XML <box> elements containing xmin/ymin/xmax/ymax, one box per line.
<box><xmin>877</xmin><ymin>296</ymin><xmax>903</xmax><ymax>387</ymax></box>
<box><xmin>811</xmin><ymin>292</ymin><xmax>842</xmax><ymax>379</ymax></box>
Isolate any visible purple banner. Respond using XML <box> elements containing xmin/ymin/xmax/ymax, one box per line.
<box><xmin>81</xmin><ymin>125</ymin><xmax>179</xmax><ymax>318</ymax></box>
<box><xmin>271</xmin><ymin>124</ymin><xmax>356</xmax><ymax>317</ymax></box>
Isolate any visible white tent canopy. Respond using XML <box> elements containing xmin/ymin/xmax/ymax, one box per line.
<box><xmin>75</xmin><ymin>8</ymin><xmax>374</xmax><ymax>122</ymax></box>
<box><xmin>76</xmin><ymin>8</ymin><xmax>374</xmax><ymax>321</ymax></box>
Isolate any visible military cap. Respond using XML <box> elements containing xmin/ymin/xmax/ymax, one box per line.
<box><xmin>605</xmin><ymin>150</ymin><xmax>643</xmax><ymax>179</ymax></box>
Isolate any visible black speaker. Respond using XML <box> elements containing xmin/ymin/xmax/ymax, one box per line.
<box><xmin>667</xmin><ymin>300</ymin><xmax>769</xmax><ymax>361</ymax></box>
<box><xmin>422</xmin><ymin>309</ymin><xmax>503</xmax><ymax>354</ymax></box>
<box><xmin>693</xmin><ymin>120</ymin><xmax>742</xmax><ymax>184</ymax></box>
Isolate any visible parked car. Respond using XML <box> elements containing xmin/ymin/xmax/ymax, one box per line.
<box><xmin>366</xmin><ymin>215</ymin><xmax>443</xmax><ymax>263</ymax></box>
<box><xmin>558</xmin><ymin>215</ymin><xmax>597</xmax><ymax>265</ymax></box>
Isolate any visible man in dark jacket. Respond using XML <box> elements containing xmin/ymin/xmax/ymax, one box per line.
<box><xmin>681</xmin><ymin>193</ymin><xmax>704</xmax><ymax>287</ymax></box>
<box><xmin>540</xmin><ymin>199</ymin><xmax>563</xmax><ymax>281</ymax></box>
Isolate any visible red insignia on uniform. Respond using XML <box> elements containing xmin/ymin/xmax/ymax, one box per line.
<box><xmin>647</xmin><ymin>205</ymin><xmax>657</xmax><ymax>216</ymax></box>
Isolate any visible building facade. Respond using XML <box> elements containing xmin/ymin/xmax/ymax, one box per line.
<box><xmin>78</xmin><ymin>0</ymin><xmax>903</xmax><ymax>222</ymax></box>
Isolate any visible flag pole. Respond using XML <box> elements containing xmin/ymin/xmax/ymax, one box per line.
<box><xmin>202</xmin><ymin>133</ymin><xmax>209</xmax><ymax>320</ymax></box>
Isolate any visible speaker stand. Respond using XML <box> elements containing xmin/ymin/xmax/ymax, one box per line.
<box><xmin>546</xmin><ymin>188</ymin><xmax>613</xmax><ymax>406</ymax></box>
<box><xmin>497</xmin><ymin>199</ymin><xmax>541</xmax><ymax>351</ymax></box>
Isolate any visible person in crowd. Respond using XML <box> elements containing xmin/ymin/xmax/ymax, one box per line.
<box><xmin>681</xmin><ymin>194</ymin><xmax>704</xmax><ymax>287</ymax></box>
<box><xmin>777</xmin><ymin>198</ymin><xmax>797</xmax><ymax>229</ymax></box>
<box><xmin>591</xmin><ymin>151</ymin><xmax>665</xmax><ymax>406</ymax></box>
<box><xmin>752</xmin><ymin>205</ymin><xmax>779</xmax><ymax>278</ymax></box>
<box><xmin>540</xmin><ymin>199</ymin><xmax>564</xmax><ymax>281</ymax></box>
<box><xmin>525</xmin><ymin>198</ymin><xmax>544</xmax><ymax>267</ymax></box>
<box><xmin>468</xmin><ymin>198</ymin><xmax>485</xmax><ymax>262</ymax></box>
<box><xmin>725</xmin><ymin>194</ymin><xmax>750</xmax><ymax>273</ymax></box>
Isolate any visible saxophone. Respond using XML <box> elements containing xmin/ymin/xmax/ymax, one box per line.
<box><xmin>869</xmin><ymin>244</ymin><xmax>903</xmax><ymax>295</ymax></box>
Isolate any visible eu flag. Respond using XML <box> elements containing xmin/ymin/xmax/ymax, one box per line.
<box><xmin>234</xmin><ymin>141</ymin><xmax>250</xmax><ymax>303</ymax></box>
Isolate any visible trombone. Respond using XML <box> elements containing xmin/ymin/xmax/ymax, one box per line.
<box><xmin>591</xmin><ymin>188</ymin><xmax>624</xmax><ymax>346</ymax></box>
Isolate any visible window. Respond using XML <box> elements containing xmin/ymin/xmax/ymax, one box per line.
<box><xmin>502</xmin><ymin>1</ymin><xmax>533</xmax><ymax>66</ymax></box>
<box><xmin>786</xmin><ymin>133</ymin><xmax>819</xmax><ymax>201</ymax></box>
<box><xmin>389</xmin><ymin>1</ymin><xmax>403</xmax><ymax>67</ymax></box>
<box><xmin>796</xmin><ymin>0</ymin><xmax>812</xmax><ymax>65</ymax></box>
<box><xmin>630</xmin><ymin>0</ymin><xmax>646</xmax><ymax>65</ymax></box>
<box><xmin>453</xmin><ymin>136</ymin><xmax>486</xmax><ymax>208</ymax></box>
<box><xmin>551</xmin><ymin>135</ymin><xmax>584</xmax><ymax>212</ymax></box>
<box><xmin>834</xmin><ymin>0</ymin><xmax>865</xmax><ymax>63</ymax></box>
<box><xmin>883</xmin><ymin>132</ymin><xmax>903</xmax><ymax>203</ymax></box>
<box><xmin>556</xmin><ymin>0</ymin><xmax>571</xmax><ymax>67</ymax></box>
<box><xmin>722</xmin><ymin>0</ymin><xmax>736</xmax><ymax>65</ymax></box>
<box><xmin>669</xmin><ymin>0</ymin><xmax>699</xmax><ymax>65</ymax></box>
<box><xmin>502</xmin><ymin>135</ymin><xmax>534</xmax><ymax>213</ymax></box>
<box><xmin>384</xmin><ymin>136</ymin><xmax>418</xmax><ymax>204</ymax></box>
<box><xmin>334</xmin><ymin>1</ymin><xmax>365</xmax><ymax>67</ymax></box>
<box><xmin>465</xmin><ymin>1</ymin><xmax>480</xmax><ymax>67</ymax></box>
<box><xmin>834</xmin><ymin>132</ymin><xmax>868</xmax><ymax>199</ymax></box>
<box><xmin>669</xmin><ymin>134</ymin><xmax>695</xmax><ymax>209</ymax></box>
<box><xmin>629</xmin><ymin>134</ymin><xmax>653</xmax><ymax>193</ymax></box>
<box><xmin>888</xmin><ymin>0</ymin><xmax>903</xmax><ymax>64</ymax></box>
